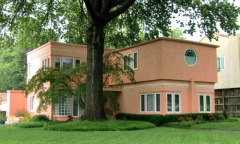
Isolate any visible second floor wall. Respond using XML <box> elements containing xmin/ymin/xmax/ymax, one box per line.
<box><xmin>117</xmin><ymin>38</ymin><xmax>218</xmax><ymax>85</ymax></box>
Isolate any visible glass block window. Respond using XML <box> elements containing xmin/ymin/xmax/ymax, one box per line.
<box><xmin>185</xmin><ymin>49</ymin><xmax>197</xmax><ymax>66</ymax></box>
<box><xmin>54</xmin><ymin>98</ymin><xmax>71</xmax><ymax>116</ymax></box>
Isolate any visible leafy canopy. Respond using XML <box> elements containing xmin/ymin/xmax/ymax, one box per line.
<box><xmin>25</xmin><ymin>52</ymin><xmax>135</xmax><ymax>113</ymax></box>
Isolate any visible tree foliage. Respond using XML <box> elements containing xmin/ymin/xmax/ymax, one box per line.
<box><xmin>1</xmin><ymin>0</ymin><xmax>240</xmax><ymax>120</ymax></box>
<box><xmin>25</xmin><ymin>52</ymin><xmax>135</xmax><ymax>114</ymax></box>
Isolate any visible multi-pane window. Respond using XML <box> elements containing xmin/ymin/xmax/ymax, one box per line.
<box><xmin>199</xmin><ymin>94</ymin><xmax>211</xmax><ymax>112</ymax></box>
<box><xmin>167</xmin><ymin>93</ymin><xmax>180</xmax><ymax>113</ymax></box>
<box><xmin>42</xmin><ymin>58</ymin><xmax>50</xmax><ymax>68</ymax></box>
<box><xmin>123</xmin><ymin>52</ymin><xmax>138</xmax><ymax>70</ymax></box>
<box><xmin>54</xmin><ymin>98</ymin><xmax>71</xmax><ymax>116</ymax></box>
<box><xmin>55</xmin><ymin>57</ymin><xmax>80</xmax><ymax>68</ymax></box>
<box><xmin>29</xmin><ymin>96</ymin><xmax>34</xmax><ymax>111</ymax></box>
<box><xmin>54</xmin><ymin>98</ymin><xmax>79</xmax><ymax>116</ymax></box>
<box><xmin>217</xmin><ymin>56</ymin><xmax>225</xmax><ymax>71</ymax></box>
<box><xmin>140</xmin><ymin>93</ymin><xmax>160</xmax><ymax>112</ymax></box>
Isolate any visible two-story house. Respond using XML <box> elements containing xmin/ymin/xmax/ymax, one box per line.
<box><xmin>27</xmin><ymin>38</ymin><xmax>218</xmax><ymax>121</ymax></box>
<box><xmin>200</xmin><ymin>33</ymin><xmax>240</xmax><ymax>116</ymax></box>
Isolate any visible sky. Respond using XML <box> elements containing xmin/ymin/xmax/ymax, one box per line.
<box><xmin>177</xmin><ymin>0</ymin><xmax>240</xmax><ymax>42</ymax></box>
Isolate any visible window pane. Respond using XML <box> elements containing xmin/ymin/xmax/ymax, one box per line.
<box><xmin>217</xmin><ymin>57</ymin><xmax>220</xmax><ymax>70</ymax></box>
<box><xmin>206</xmin><ymin>95</ymin><xmax>211</xmax><ymax>112</ymax></box>
<box><xmin>199</xmin><ymin>95</ymin><xmax>204</xmax><ymax>112</ymax></box>
<box><xmin>134</xmin><ymin>53</ymin><xmax>138</xmax><ymax>69</ymax></box>
<box><xmin>30</xmin><ymin>97</ymin><xmax>34</xmax><ymax>110</ymax></box>
<box><xmin>63</xmin><ymin>58</ymin><xmax>73</xmax><ymax>68</ymax></box>
<box><xmin>220</xmin><ymin>57</ymin><xmax>225</xmax><ymax>69</ymax></box>
<box><xmin>140</xmin><ymin>95</ymin><xmax>145</xmax><ymax>111</ymax></box>
<box><xmin>167</xmin><ymin>94</ymin><xmax>172</xmax><ymax>112</ymax></box>
<box><xmin>147</xmin><ymin>94</ymin><xmax>154</xmax><ymax>111</ymax></box>
<box><xmin>73</xmin><ymin>100</ymin><xmax>79</xmax><ymax>116</ymax></box>
<box><xmin>175</xmin><ymin>94</ymin><xmax>180</xmax><ymax>112</ymax></box>
<box><xmin>123</xmin><ymin>55</ymin><xmax>128</xmax><ymax>70</ymax></box>
<box><xmin>128</xmin><ymin>54</ymin><xmax>133</xmax><ymax>69</ymax></box>
<box><xmin>75</xmin><ymin>60</ymin><xmax>80</xmax><ymax>67</ymax></box>
<box><xmin>156</xmin><ymin>94</ymin><xmax>160</xmax><ymax>111</ymax></box>
<box><xmin>55</xmin><ymin>57</ymin><xmax>61</xmax><ymax>68</ymax></box>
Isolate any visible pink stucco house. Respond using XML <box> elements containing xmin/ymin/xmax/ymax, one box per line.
<box><xmin>26</xmin><ymin>37</ymin><xmax>218</xmax><ymax>121</ymax></box>
<box><xmin>0</xmin><ymin>90</ymin><xmax>27</xmax><ymax>124</ymax></box>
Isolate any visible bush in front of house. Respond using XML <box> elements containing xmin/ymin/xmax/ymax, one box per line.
<box><xmin>14</xmin><ymin>109</ymin><xmax>31</xmax><ymax>122</ymax></box>
<box><xmin>30</xmin><ymin>115</ymin><xmax>49</xmax><ymax>122</ymax></box>
<box><xmin>116</xmin><ymin>112</ymin><xmax>228</xmax><ymax>126</ymax></box>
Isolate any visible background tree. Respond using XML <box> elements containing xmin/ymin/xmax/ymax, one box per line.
<box><xmin>1</xmin><ymin>0</ymin><xmax>240</xmax><ymax>120</ymax></box>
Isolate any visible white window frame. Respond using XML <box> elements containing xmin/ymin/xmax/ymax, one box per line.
<box><xmin>199</xmin><ymin>94</ymin><xmax>211</xmax><ymax>113</ymax></box>
<box><xmin>27</xmin><ymin>63</ymin><xmax>31</xmax><ymax>77</ymax></box>
<box><xmin>29</xmin><ymin>96</ymin><xmax>34</xmax><ymax>111</ymax></box>
<box><xmin>166</xmin><ymin>93</ymin><xmax>181</xmax><ymax>113</ymax></box>
<box><xmin>123</xmin><ymin>52</ymin><xmax>138</xmax><ymax>71</ymax></box>
<box><xmin>42</xmin><ymin>58</ymin><xmax>50</xmax><ymax>68</ymax></box>
<box><xmin>140</xmin><ymin>93</ymin><xmax>160</xmax><ymax>112</ymax></box>
<box><xmin>217</xmin><ymin>56</ymin><xmax>225</xmax><ymax>71</ymax></box>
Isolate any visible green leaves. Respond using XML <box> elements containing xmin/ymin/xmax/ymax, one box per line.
<box><xmin>25</xmin><ymin>53</ymin><xmax>135</xmax><ymax>112</ymax></box>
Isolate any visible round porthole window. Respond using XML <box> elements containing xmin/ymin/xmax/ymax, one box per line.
<box><xmin>185</xmin><ymin>49</ymin><xmax>197</xmax><ymax>66</ymax></box>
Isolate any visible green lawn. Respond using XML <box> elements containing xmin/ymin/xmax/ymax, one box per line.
<box><xmin>192</xmin><ymin>118</ymin><xmax>240</xmax><ymax>131</ymax></box>
<box><xmin>0</xmin><ymin>119</ymin><xmax>240</xmax><ymax>144</ymax></box>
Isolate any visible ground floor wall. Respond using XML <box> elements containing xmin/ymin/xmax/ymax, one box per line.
<box><xmin>118</xmin><ymin>80</ymin><xmax>215</xmax><ymax>115</ymax></box>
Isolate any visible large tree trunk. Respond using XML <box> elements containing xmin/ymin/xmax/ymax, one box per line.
<box><xmin>81</xmin><ymin>18</ymin><xmax>106</xmax><ymax>120</ymax></box>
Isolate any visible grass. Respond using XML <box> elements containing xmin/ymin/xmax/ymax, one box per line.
<box><xmin>1</xmin><ymin>124</ymin><xmax>240</xmax><ymax>144</ymax></box>
<box><xmin>0</xmin><ymin>118</ymin><xmax>239</xmax><ymax>144</ymax></box>
<box><xmin>14</xmin><ymin>122</ymin><xmax>46</xmax><ymax>128</ymax></box>
<box><xmin>192</xmin><ymin>118</ymin><xmax>240</xmax><ymax>131</ymax></box>
<box><xmin>43</xmin><ymin>120</ymin><xmax>155</xmax><ymax>131</ymax></box>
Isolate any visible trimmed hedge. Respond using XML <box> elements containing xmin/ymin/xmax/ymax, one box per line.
<box><xmin>116</xmin><ymin>113</ymin><xmax>227</xmax><ymax>126</ymax></box>
<box><xmin>30</xmin><ymin>115</ymin><xmax>49</xmax><ymax>122</ymax></box>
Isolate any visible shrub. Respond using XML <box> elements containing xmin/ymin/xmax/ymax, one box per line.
<box><xmin>30</xmin><ymin>115</ymin><xmax>49</xmax><ymax>122</ymax></box>
<box><xmin>14</xmin><ymin>110</ymin><xmax>31</xmax><ymax>122</ymax></box>
<box><xmin>116</xmin><ymin>113</ymin><xmax>221</xmax><ymax>126</ymax></box>
<box><xmin>116</xmin><ymin>113</ymin><xmax>165</xmax><ymax>126</ymax></box>
<box><xmin>177</xmin><ymin>117</ymin><xmax>185</xmax><ymax>122</ymax></box>
<box><xmin>206</xmin><ymin>114</ymin><xmax>215</xmax><ymax>121</ymax></box>
<box><xmin>223</xmin><ymin>109</ymin><xmax>228</xmax><ymax>119</ymax></box>
<box><xmin>0</xmin><ymin>113</ymin><xmax>7</xmax><ymax>122</ymax></box>
<box><xmin>185</xmin><ymin>117</ymin><xmax>193</xmax><ymax>121</ymax></box>
<box><xmin>218</xmin><ymin>114</ymin><xmax>225</xmax><ymax>120</ymax></box>
<box><xmin>196</xmin><ymin>115</ymin><xmax>203</xmax><ymax>121</ymax></box>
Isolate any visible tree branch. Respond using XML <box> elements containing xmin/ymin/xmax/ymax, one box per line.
<box><xmin>106</xmin><ymin>0</ymin><xmax>135</xmax><ymax>23</ymax></box>
<box><xmin>83</xmin><ymin>0</ymin><xmax>98</xmax><ymax>23</ymax></box>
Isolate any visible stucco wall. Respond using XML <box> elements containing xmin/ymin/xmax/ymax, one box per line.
<box><xmin>201</xmin><ymin>34</ymin><xmax>240</xmax><ymax>89</ymax></box>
